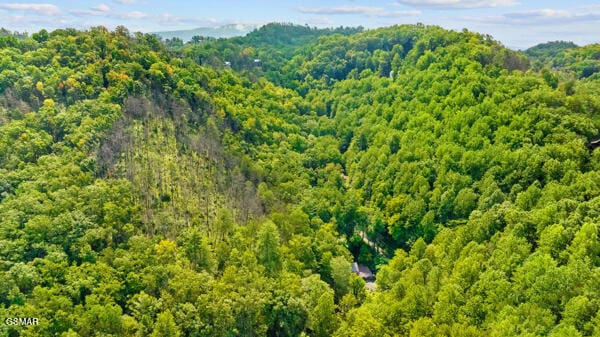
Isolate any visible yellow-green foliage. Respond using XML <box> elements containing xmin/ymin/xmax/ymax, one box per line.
<box><xmin>1</xmin><ymin>24</ymin><xmax>600</xmax><ymax>337</ymax></box>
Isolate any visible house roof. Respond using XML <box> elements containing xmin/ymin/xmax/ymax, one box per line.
<box><xmin>352</xmin><ymin>262</ymin><xmax>374</xmax><ymax>279</ymax></box>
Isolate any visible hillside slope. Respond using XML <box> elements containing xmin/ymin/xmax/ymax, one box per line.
<box><xmin>1</xmin><ymin>24</ymin><xmax>600</xmax><ymax>336</ymax></box>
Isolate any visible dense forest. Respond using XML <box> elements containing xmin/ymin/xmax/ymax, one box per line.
<box><xmin>1</xmin><ymin>22</ymin><xmax>600</xmax><ymax>336</ymax></box>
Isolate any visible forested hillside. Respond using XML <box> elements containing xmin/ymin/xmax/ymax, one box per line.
<box><xmin>1</xmin><ymin>23</ymin><xmax>600</xmax><ymax>337</ymax></box>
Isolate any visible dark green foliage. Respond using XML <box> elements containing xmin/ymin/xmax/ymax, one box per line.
<box><xmin>527</xmin><ymin>41</ymin><xmax>600</xmax><ymax>79</ymax></box>
<box><xmin>526</xmin><ymin>41</ymin><xmax>579</xmax><ymax>60</ymax></box>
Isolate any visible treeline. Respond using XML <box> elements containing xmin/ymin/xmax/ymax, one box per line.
<box><xmin>181</xmin><ymin>23</ymin><xmax>362</xmax><ymax>83</ymax></box>
<box><xmin>527</xmin><ymin>41</ymin><xmax>600</xmax><ymax>79</ymax></box>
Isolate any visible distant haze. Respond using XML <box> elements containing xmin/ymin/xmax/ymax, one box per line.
<box><xmin>153</xmin><ymin>24</ymin><xmax>259</xmax><ymax>41</ymax></box>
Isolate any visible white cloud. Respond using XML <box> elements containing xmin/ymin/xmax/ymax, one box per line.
<box><xmin>117</xmin><ymin>11</ymin><xmax>147</xmax><ymax>19</ymax></box>
<box><xmin>4</xmin><ymin>14</ymin><xmax>63</xmax><ymax>25</ymax></box>
<box><xmin>114</xmin><ymin>0</ymin><xmax>138</xmax><ymax>4</ymax></box>
<box><xmin>0</xmin><ymin>3</ymin><xmax>60</xmax><ymax>16</ymax></box>
<box><xmin>70</xmin><ymin>5</ymin><xmax>148</xmax><ymax>20</ymax></box>
<box><xmin>93</xmin><ymin>4</ymin><xmax>111</xmax><ymax>12</ymax></box>
<box><xmin>154</xmin><ymin>13</ymin><xmax>209</xmax><ymax>25</ymax></box>
<box><xmin>378</xmin><ymin>10</ymin><xmax>422</xmax><ymax>18</ymax></box>
<box><xmin>69</xmin><ymin>7</ymin><xmax>223</xmax><ymax>27</ymax></box>
<box><xmin>304</xmin><ymin>16</ymin><xmax>335</xmax><ymax>26</ymax></box>
<box><xmin>503</xmin><ymin>8</ymin><xmax>600</xmax><ymax>23</ymax></box>
<box><xmin>393</xmin><ymin>0</ymin><xmax>518</xmax><ymax>9</ymax></box>
<box><xmin>465</xmin><ymin>8</ymin><xmax>600</xmax><ymax>25</ymax></box>
<box><xmin>298</xmin><ymin>5</ymin><xmax>420</xmax><ymax>18</ymax></box>
<box><xmin>298</xmin><ymin>6</ymin><xmax>384</xmax><ymax>15</ymax></box>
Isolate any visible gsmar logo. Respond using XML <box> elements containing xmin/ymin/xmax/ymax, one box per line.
<box><xmin>4</xmin><ymin>317</ymin><xmax>39</xmax><ymax>326</ymax></box>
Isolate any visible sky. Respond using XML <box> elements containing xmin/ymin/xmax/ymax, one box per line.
<box><xmin>0</xmin><ymin>1</ymin><xmax>599</xmax><ymax>49</ymax></box>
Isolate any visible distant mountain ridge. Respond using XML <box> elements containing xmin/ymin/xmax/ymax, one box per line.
<box><xmin>153</xmin><ymin>24</ymin><xmax>260</xmax><ymax>41</ymax></box>
<box><xmin>525</xmin><ymin>40</ymin><xmax>579</xmax><ymax>58</ymax></box>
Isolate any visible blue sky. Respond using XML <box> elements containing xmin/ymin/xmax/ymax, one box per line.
<box><xmin>0</xmin><ymin>1</ymin><xmax>599</xmax><ymax>48</ymax></box>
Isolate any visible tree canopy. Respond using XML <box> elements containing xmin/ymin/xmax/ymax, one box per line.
<box><xmin>1</xmin><ymin>23</ymin><xmax>600</xmax><ymax>336</ymax></box>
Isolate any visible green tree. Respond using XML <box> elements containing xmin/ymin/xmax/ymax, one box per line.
<box><xmin>330</xmin><ymin>256</ymin><xmax>351</xmax><ymax>299</ymax></box>
<box><xmin>309</xmin><ymin>291</ymin><xmax>338</xmax><ymax>337</ymax></box>
<box><xmin>257</xmin><ymin>221</ymin><xmax>282</xmax><ymax>276</ymax></box>
<box><xmin>151</xmin><ymin>310</ymin><xmax>181</xmax><ymax>337</ymax></box>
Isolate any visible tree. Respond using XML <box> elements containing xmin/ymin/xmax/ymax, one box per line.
<box><xmin>308</xmin><ymin>291</ymin><xmax>338</xmax><ymax>337</ymax></box>
<box><xmin>330</xmin><ymin>256</ymin><xmax>351</xmax><ymax>299</ymax></box>
<box><xmin>257</xmin><ymin>221</ymin><xmax>282</xmax><ymax>276</ymax></box>
<box><xmin>454</xmin><ymin>188</ymin><xmax>478</xmax><ymax>218</ymax></box>
<box><xmin>179</xmin><ymin>227</ymin><xmax>215</xmax><ymax>272</ymax></box>
<box><xmin>151</xmin><ymin>310</ymin><xmax>181</xmax><ymax>337</ymax></box>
